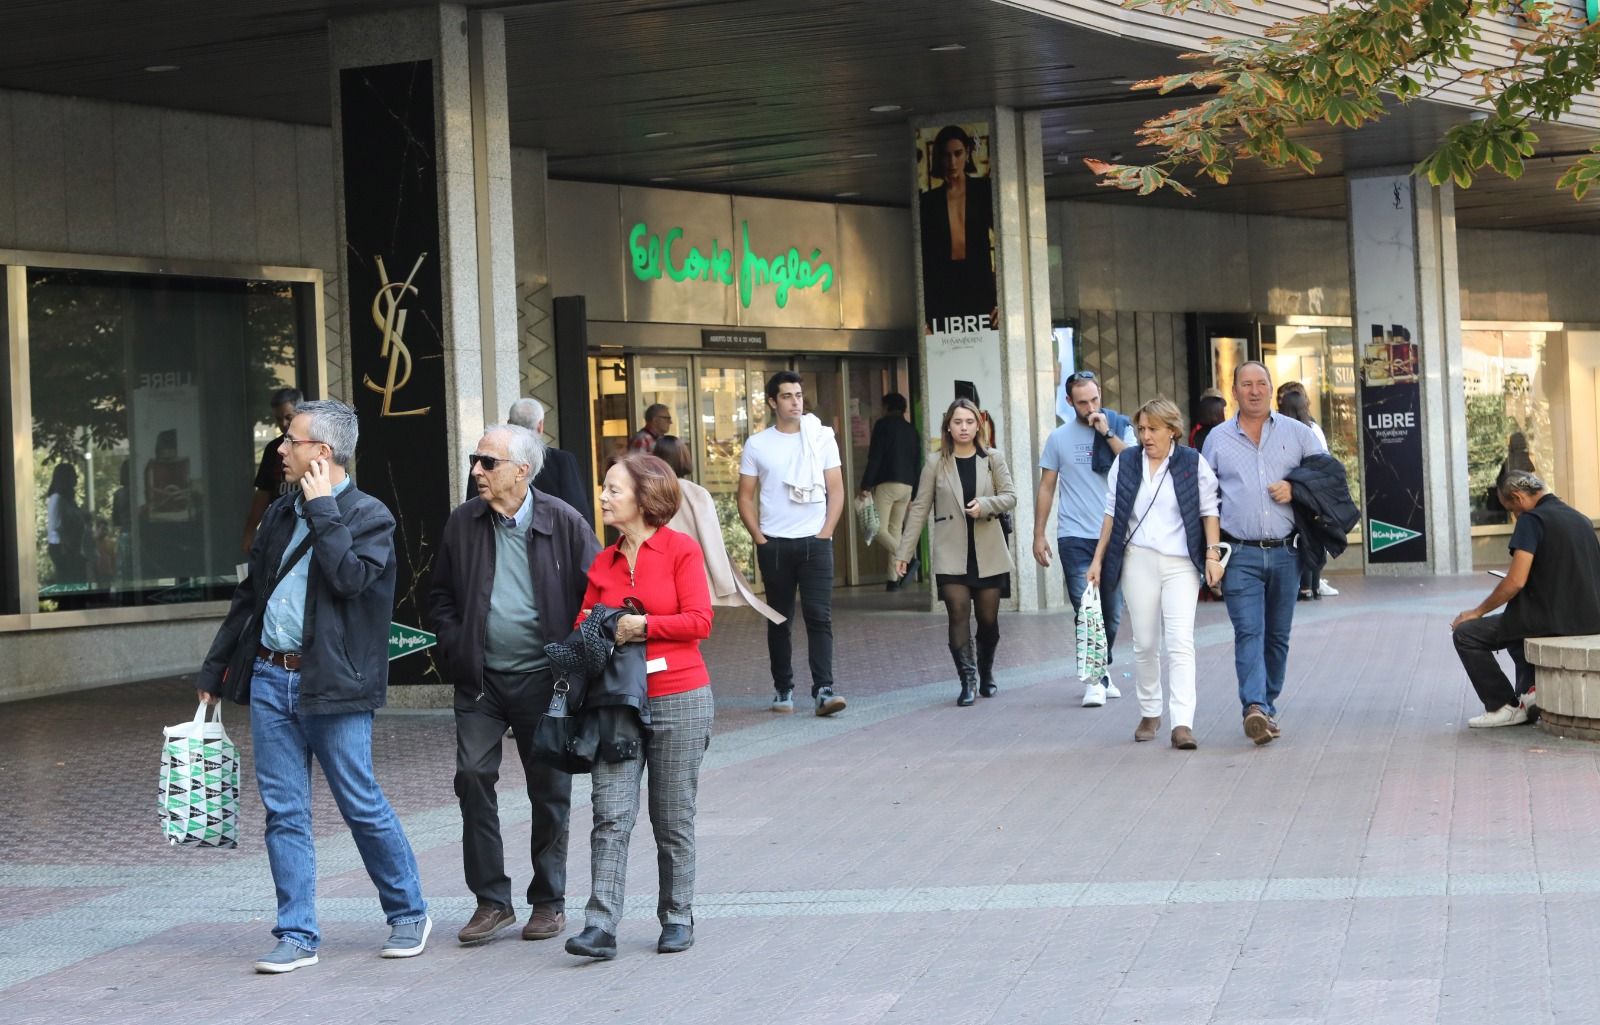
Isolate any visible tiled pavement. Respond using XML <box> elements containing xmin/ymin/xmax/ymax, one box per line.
<box><xmin>3</xmin><ymin>575</ymin><xmax>1598</xmax><ymax>1024</ymax></box>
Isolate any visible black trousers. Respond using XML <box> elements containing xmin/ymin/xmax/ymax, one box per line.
<box><xmin>454</xmin><ymin>667</ymin><xmax>572</xmax><ymax>910</ymax></box>
<box><xmin>1452</xmin><ymin>614</ymin><xmax>1533</xmax><ymax>712</ymax></box>
<box><xmin>756</xmin><ymin>535</ymin><xmax>835</xmax><ymax>696</ymax></box>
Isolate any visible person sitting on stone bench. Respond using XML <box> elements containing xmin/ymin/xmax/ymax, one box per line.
<box><xmin>1450</xmin><ymin>472</ymin><xmax>1600</xmax><ymax>728</ymax></box>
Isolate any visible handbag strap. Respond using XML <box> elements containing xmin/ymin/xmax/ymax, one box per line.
<box><xmin>1123</xmin><ymin>460</ymin><xmax>1172</xmax><ymax>551</ymax></box>
<box><xmin>263</xmin><ymin>532</ymin><xmax>315</xmax><ymax>601</ymax></box>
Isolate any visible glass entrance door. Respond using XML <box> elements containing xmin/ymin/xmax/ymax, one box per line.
<box><xmin>845</xmin><ymin>359</ymin><xmax>904</xmax><ymax>584</ymax></box>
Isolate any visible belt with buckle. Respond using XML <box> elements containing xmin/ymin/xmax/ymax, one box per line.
<box><xmin>1221</xmin><ymin>533</ymin><xmax>1293</xmax><ymax>549</ymax></box>
<box><xmin>257</xmin><ymin>645</ymin><xmax>303</xmax><ymax>671</ymax></box>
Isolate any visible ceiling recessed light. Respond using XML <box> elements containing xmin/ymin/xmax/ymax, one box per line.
<box><xmin>869</xmin><ymin>104</ymin><xmax>903</xmax><ymax>113</ymax></box>
<box><xmin>144</xmin><ymin>64</ymin><xmax>180</xmax><ymax>73</ymax></box>
<box><xmin>644</xmin><ymin>130</ymin><xmax>673</xmax><ymax>139</ymax></box>
<box><xmin>1111</xmin><ymin>78</ymin><xmax>1136</xmax><ymax>86</ymax></box>
<box><xmin>1043</xmin><ymin>170</ymin><xmax>1056</xmax><ymax>177</ymax></box>
<box><xmin>849</xmin><ymin>152</ymin><xmax>877</xmax><ymax>160</ymax></box>
<box><xmin>1066</xmin><ymin>128</ymin><xmax>1095</xmax><ymax>136</ymax></box>
<box><xmin>930</xmin><ymin>43</ymin><xmax>966</xmax><ymax>52</ymax></box>
<box><xmin>836</xmin><ymin>191</ymin><xmax>860</xmax><ymax>198</ymax></box>
<box><xmin>650</xmin><ymin>176</ymin><xmax>675</xmax><ymax>183</ymax></box>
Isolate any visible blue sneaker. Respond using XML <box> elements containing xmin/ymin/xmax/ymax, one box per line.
<box><xmin>381</xmin><ymin>915</ymin><xmax>433</xmax><ymax>958</ymax></box>
<box><xmin>254</xmin><ymin>940</ymin><xmax>317</xmax><ymax>974</ymax></box>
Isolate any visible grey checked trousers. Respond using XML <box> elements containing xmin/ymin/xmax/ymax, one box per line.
<box><xmin>584</xmin><ymin>685</ymin><xmax>715</xmax><ymax>932</ymax></box>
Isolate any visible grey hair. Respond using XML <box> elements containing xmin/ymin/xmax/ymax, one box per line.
<box><xmin>483</xmin><ymin>422</ymin><xmax>546</xmax><ymax>478</ymax></box>
<box><xmin>507</xmin><ymin>397</ymin><xmax>545</xmax><ymax>431</ymax></box>
<box><xmin>296</xmin><ymin>399</ymin><xmax>359</xmax><ymax>466</ymax></box>
<box><xmin>1498</xmin><ymin>471</ymin><xmax>1546</xmax><ymax>498</ymax></box>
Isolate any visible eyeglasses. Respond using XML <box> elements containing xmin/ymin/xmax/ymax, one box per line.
<box><xmin>469</xmin><ymin>453</ymin><xmax>526</xmax><ymax>472</ymax></box>
<box><xmin>281</xmin><ymin>435</ymin><xmax>322</xmax><ymax>448</ymax></box>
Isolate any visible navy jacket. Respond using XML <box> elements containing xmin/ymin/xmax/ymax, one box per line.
<box><xmin>1286</xmin><ymin>454</ymin><xmax>1359</xmax><ymax>574</ymax></box>
<box><xmin>200</xmin><ymin>482</ymin><xmax>397</xmax><ymax>714</ymax></box>
<box><xmin>1091</xmin><ymin>410</ymin><xmax>1133</xmax><ymax>475</ymax></box>
<box><xmin>1100</xmin><ymin>445</ymin><xmax>1207</xmax><ymax>595</ymax></box>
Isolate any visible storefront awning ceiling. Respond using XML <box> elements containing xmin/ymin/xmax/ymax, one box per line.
<box><xmin>2</xmin><ymin>0</ymin><xmax>1598</xmax><ymax>232</ymax></box>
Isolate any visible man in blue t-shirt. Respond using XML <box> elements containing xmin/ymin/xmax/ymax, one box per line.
<box><xmin>1033</xmin><ymin>371</ymin><xmax>1136</xmax><ymax>706</ymax></box>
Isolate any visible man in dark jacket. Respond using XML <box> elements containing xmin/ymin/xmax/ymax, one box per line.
<box><xmin>858</xmin><ymin>392</ymin><xmax>921</xmax><ymax>589</ymax></box>
<box><xmin>431</xmin><ymin>423</ymin><xmax>598</xmax><ymax>947</ymax></box>
<box><xmin>198</xmin><ymin>399</ymin><xmax>430</xmax><ymax>974</ymax></box>
<box><xmin>1452</xmin><ymin>473</ymin><xmax>1600</xmax><ymax>727</ymax></box>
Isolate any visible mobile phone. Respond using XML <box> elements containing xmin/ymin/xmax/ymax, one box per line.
<box><xmin>1487</xmin><ymin>569</ymin><xmax>1507</xmax><ymax>579</ymax></box>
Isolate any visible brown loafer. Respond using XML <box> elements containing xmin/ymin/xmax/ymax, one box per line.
<box><xmin>1243</xmin><ymin>704</ymin><xmax>1274</xmax><ymax>745</ymax></box>
<box><xmin>1134</xmin><ymin>716</ymin><xmax>1161</xmax><ymax>742</ymax></box>
<box><xmin>1171</xmin><ymin>725</ymin><xmax>1197</xmax><ymax>750</ymax></box>
<box><xmin>522</xmin><ymin>905</ymin><xmax>567</xmax><ymax>941</ymax></box>
<box><xmin>458</xmin><ymin>902</ymin><xmax>516</xmax><ymax>945</ymax></box>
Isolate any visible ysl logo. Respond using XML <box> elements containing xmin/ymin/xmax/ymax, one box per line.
<box><xmin>364</xmin><ymin>253</ymin><xmax>432</xmax><ymax>417</ymax></box>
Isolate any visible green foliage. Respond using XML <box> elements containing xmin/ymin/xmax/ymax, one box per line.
<box><xmin>1465</xmin><ymin>391</ymin><xmax>1517</xmax><ymax>509</ymax></box>
<box><xmin>1095</xmin><ymin>0</ymin><xmax>1600</xmax><ymax>200</ymax></box>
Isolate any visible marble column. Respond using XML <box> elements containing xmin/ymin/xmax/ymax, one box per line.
<box><xmin>911</xmin><ymin>108</ymin><xmax>1062</xmax><ymax>612</ymax></box>
<box><xmin>329</xmin><ymin>5</ymin><xmax>520</xmax><ymax>691</ymax></box>
<box><xmin>1346</xmin><ymin>169</ymin><xmax>1471</xmax><ymax>575</ymax></box>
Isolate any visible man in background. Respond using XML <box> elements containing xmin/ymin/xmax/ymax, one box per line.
<box><xmin>241</xmin><ymin>387</ymin><xmax>301</xmax><ymax>554</ymax></box>
<box><xmin>859</xmin><ymin>392</ymin><xmax>921</xmax><ymax>590</ymax></box>
<box><xmin>628</xmin><ymin>403</ymin><xmax>672</xmax><ymax>454</ymax></box>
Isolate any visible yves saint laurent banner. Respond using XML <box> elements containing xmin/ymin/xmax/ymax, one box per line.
<box><xmin>339</xmin><ymin>59</ymin><xmax>451</xmax><ymax>685</ymax></box>
<box><xmin>916</xmin><ymin>120</ymin><xmax>1001</xmax><ymax>448</ymax></box>
<box><xmin>1359</xmin><ymin>323</ymin><xmax>1427</xmax><ymax>563</ymax></box>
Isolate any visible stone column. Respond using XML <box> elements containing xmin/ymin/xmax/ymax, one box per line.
<box><xmin>911</xmin><ymin>108</ymin><xmax>1061</xmax><ymax>611</ymax></box>
<box><xmin>1346</xmin><ymin>170</ymin><xmax>1471</xmax><ymax>575</ymax></box>
<box><xmin>329</xmin><ymin>4</ymin><xmax>520</xmax><ymax>691</ymax></box>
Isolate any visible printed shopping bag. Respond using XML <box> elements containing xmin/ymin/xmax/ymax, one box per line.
<box><xmin>159</xmin><ymin>702</ymin><xmax>240</xmax><ymax>849</ymax></box>
<box><xmin>854</xmin><ymin>493</ymin><xmax>881</xmax><ymax>549</ymax></box>
<box><xmin>1074</xmin><ymin>584</ymin><xmax>1109</xmax><ymax>683</ymax></box>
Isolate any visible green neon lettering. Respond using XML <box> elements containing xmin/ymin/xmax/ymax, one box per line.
<box><xmin>633</xmin><ymin>219</ymin><xmax>834</xmax><ymax>308</ymax></box>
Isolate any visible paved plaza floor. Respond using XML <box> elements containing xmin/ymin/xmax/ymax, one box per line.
<box><xmin>3</xmin><ymin>574</ymin><xmax>1596</xmax><ymax>1024</ymax></box>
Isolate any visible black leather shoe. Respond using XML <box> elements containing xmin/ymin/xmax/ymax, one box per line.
<box><xmin>564</xmin><ymin>926</ymin><xmax>617</xmax><ymax>960</ymax></box>
<box><xmin>657</xmin><ymin>923</ymin><xmax>694</xmax><ymax>953</ymax></box>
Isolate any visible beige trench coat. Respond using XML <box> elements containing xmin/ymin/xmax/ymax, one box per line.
<box><xmin>894</xmin><ymin>449</ymin><xmax>1017</xmax><ymax>577</ymax></box>
<box><xmin>668</xmin><ymin>476</ymin><xmax>786</xmax><ymax>624</ymax></box>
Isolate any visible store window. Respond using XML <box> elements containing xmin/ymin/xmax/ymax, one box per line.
<box><xmin>1463</xmin><ymin>328</ymin><xmax>1561</xmax><ymax>527</ymax></box>
<box><xmin>1265</xmin><ymin>324</ymin><xmax>1359</xmax><ymax>507</ymax></box>
<box><xmin>24</xmin><ymin>267</ymin><xmax>313</xmax><ymax>612</ymax></box>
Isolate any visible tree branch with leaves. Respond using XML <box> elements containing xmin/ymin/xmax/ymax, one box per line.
<box><xmin>1087</xmin><ymin>0</ymin><xmax>1600</xmax><ymax>199</ymax></box>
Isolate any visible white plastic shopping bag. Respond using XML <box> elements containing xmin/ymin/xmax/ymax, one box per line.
<box><xmin>1075</xmin><ymin>584</ymin><xmax>1109</xmax><ymax>683</ymax></box>
<box><xmin>160</xmin><ymin>702</ymin><xmax>240</xmax><ymax>849</ymax></box>
<box><xmin>854</xmin><ymin>493</ymin><xmax>881</xmax><ymax>549</ymax></box>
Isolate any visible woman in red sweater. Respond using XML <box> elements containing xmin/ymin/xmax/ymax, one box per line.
<box><xmin>565</xmin><ymin>453</ymin><xmax>714</xmax><ymax>962</ymax></box>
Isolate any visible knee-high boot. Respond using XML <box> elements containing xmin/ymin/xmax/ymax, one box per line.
<box><xmin>951</xmin><ymin>641</ymin><xmax>978</xmax><ymax>706</ymax></box>
<box><xmin>976</xmin><ymin>628</ymin><xmax>999</xmax><ymax>698</ymax></box>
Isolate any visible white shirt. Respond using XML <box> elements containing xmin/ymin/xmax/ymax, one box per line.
<box><xmin>740</xmin><ymin>426</ymin><xmax>841</xmax><ymax>538</ymax></box>
<box><xmin>1103</xmin><ymin>450</ymin><xmax>1220</xmax><ymax>560</ymax></box>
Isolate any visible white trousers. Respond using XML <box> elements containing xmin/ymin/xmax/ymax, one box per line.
<box><xmin>1119</xmin><ymin>546</ymin><xmax>1201</xmax><ymax>728</ymax></box>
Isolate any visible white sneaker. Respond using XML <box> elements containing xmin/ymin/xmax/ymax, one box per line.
<box><xmin>1081</xmin><ymin>682</ymin><xmax>1107</xmax><ymax>707</ymax></box>
<box><xmin>1317</xmin><ymin>579</ymin><xmax>1339</xmax><ymax>596</ymax></box>
<box><xmin>1468</xmin><ymin>705</ymin><xmax>1529</xmax><ymax>728</ymax></box>
<box><xmin>1102</xmin><ymin>674</ymin><xmax>1121</xmax><ymax>699</ymax></box>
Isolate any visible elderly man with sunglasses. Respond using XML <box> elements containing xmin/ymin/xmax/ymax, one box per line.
<box><xmin>429</xmin><ymin>424</ymin><xmax>599</xmax><ymax>947</ymax></box>
<box><xmin>1034</xmin><ymin>370</ymin><xmax>1137</xmax><ymax>706</ymax></box>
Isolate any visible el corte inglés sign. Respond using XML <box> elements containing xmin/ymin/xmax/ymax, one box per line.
<box><xmin>628</xmin><ymin>220</ymin><xmax>834</xmax><ymax>309</ymax></box>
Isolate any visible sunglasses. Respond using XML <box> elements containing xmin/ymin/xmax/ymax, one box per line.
<box><xmin>1066</xmin><ymin>370</ymin><xmax>1097</xmax><ymax>383</ymax></box>
<box><xmin>469</xmin><ymin>453</ymin><xmax>524</xmax><ymax>472</ymax></box>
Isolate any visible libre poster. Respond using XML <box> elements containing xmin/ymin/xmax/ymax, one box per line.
<box><xmin>1359</xmin><ymin>323</ymin><xmax>1428</xmax><ymax>562</ymax></box>
<box><xmin>340</xmin><ymin>60</ymin><xmax>452</xmax><ymax>684</ymax></box>
<box><xmin>916</xmin><ymin>121</ymin><xmax>1002</xmax><ymax>447</ymax></box>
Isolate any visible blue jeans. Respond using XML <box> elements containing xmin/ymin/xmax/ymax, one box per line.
<box><xmin>250</xmin><ymin>658</ymin><xmax>427</xmax><ymax>951</ymax></box>
<box><xmin>1220</xmin><ymin>544</ymin><xmax>1300</xmax><ymax>717</ymax></box>
<box><xmin>1059</xmin><ymin>536</ymin><xmax>1121</xmax><ymax>668</ymax></box>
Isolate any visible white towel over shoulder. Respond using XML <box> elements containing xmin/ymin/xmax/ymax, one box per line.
<box><xmin>782</xmin><ymin>413</ymin><xmax>833</xmax><ymax>505</ymax></box>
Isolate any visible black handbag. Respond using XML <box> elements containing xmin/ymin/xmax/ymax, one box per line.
<box><xmin>533</xmin><ymin>600</ymin><xmax>646</xmax><ymax>773</ymax></box>
<box><xmin>530</xmin><ymin>672</ymin><xmax>597</xmax><ymax>774</ymax></box>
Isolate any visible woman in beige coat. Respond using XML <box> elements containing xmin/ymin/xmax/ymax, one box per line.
<box><xmin>654</xmin><ymin>436</ymin><xmax>784</xmax><ymax>625</ymax></box>
<box><xmin>894</xmin><ymin>398</ymin><xmax>1017</xmax><ymax>706</ymax></box>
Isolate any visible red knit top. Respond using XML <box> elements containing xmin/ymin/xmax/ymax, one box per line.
<box><xmin>577</xmin><ymin>525</ymin><xmax>713</xmax><ymax>698</ymax></box>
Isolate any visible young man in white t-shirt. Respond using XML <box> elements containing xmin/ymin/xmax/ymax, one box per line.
<box><xmin>738</xmin><ymin>372</ymin><xmax>848</xmax><ymax>716</ymax></box>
